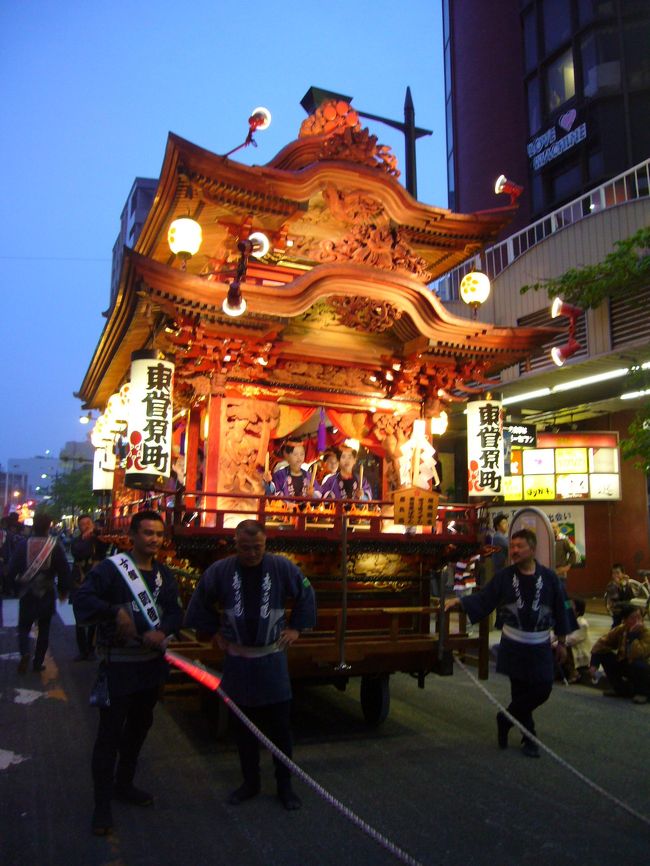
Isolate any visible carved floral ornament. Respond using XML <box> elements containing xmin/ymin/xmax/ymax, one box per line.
<box><xmin>315</xmin><ymin>223</ymin><xmax>433</xmax><ymax>279</ymax></box>
<box><xmin>299</xmin><ymin>99</ymin><xmax>399</xmax><ymax>177</ymax></box>
<box><xmin>329</xmin><ymin>295</ymin><xmax>402</xmax><ymax>333</ymax></box>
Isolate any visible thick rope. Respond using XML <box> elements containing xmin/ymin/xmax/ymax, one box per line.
<box><xmin>166</xmin><ymin>652</ymin><xmax>425</xmax><ymax>866</ymax></box>
<box><xmin>453</xmin><ymin>654</ymin><xmax>650</xmax><ymax>829</ymax></box>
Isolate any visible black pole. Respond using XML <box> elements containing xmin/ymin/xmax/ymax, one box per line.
<box><xmin>404</xmin><ymin>87</ymin><xmax>417</xmax><ymax>198</ymax></box>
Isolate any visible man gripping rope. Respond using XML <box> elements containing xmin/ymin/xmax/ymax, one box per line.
<box><xmin>446</xmin><ymin>528</ymin><xmax>570</xmax><ymax>758</ymax></box>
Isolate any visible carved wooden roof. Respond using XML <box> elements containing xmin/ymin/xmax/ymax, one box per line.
<box><xmin>79</xmin><ymin>107</ymin><xmax>557</xmax><ymax>410</ymax></box>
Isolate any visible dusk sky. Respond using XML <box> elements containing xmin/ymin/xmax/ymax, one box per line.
<box><xmin>0</xmin><ymin>0</ymin><xmax>447</xmax><ymax>467</ymax></box>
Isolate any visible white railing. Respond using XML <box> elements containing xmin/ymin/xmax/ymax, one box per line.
<box><xmin>432</xmin><ymin>158</ymin><xmax>650</xmax><ymax>302</ymax></box>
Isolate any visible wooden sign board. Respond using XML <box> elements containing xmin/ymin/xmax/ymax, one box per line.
<box><xmin>393</xmin><ymin>486</ymin><xmax>440</xmax><ymax>526</ymax></box>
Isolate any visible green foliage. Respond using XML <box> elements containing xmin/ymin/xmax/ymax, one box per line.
<box><xmin>47</xmin><ymin>465</ymin><xmax>96</xmax><ymax>520</ymax></box>
<box><xmin>519</xmin><ymin>226</ymin><xmax>650</xmax><ymax>308</ymax></box>
<box><xmin>619</xmin><ymin>366</ymin><xmax>650</xmax><ymax>473</ymax></box>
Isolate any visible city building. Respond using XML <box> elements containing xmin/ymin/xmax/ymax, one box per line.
<box><xmin>110</xmin><ymin>177</ymin><xmax>157</xmax><ymax>306</ymax></box>
<box><xmin>444</xmin><ymin>0</ymin><xmax>650</xmax><ymax>231</ymax></box>
<box><xmin>438</xmin><ymin>0</ymin><xmax>650</xmax><ymax>594</ymax></box>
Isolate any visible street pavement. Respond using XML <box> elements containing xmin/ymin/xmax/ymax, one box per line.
<box><xmin>1</xmin><ymin>599</ymin><xmax>649</xmax><ymax>866</ymax></box>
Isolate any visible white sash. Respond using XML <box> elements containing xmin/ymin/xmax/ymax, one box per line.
<box><xmin>17</xmin><ymin>535</ymin><xmax>58</xmax><ymax>597</ymax></box>
<box><xmin>109</xmin><ymin>553</ymin><xmax>161</xmax><ymax>630</ymax></box>
<box><xmin>502</xmin><ymin>623</ymin><xmax>551</xmax><ymax>645</ymax></box>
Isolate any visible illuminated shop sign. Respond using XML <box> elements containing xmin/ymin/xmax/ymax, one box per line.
<box><xmin>527</xmin><ymin>112</ymin><xmax>587</xmax><ymax>171</ymax></box>
<box><xmin>504</xmin><ymin>423</ymin><xmax>536</xmax><ymax>447</ymax></box>
<box><xmin>467</xmin><ymin>400</ymin><xmax>504</xmax><ymax>497</ymax></box>
<box><xmin>501</xmin><ymin>431</ymin><xmax>620</xmax><ymax>502</ymax></box>
<box><xmin>125</xmin><ymin>350</ymin><xmax>175</xmax><ymax>489</ymax></box>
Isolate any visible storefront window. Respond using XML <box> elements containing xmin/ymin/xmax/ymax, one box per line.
<box><xmin>543</xmin><ymin>0</ymin><xmax>572</xmax><ymax>53</ymax></box>
<box><xmin>581</xmin><ymin>28</ymin><xmax>621</xmax><ymax>97</ymax></box>
<box><xmin>527</xmin><ymin>76</ymin><xmax>541</xmax><ymax>134</ymax></box>
<box><xmin>546</xmin><ymin>49</ymin><xmax>575</xmax><ymax>112</ymax></box>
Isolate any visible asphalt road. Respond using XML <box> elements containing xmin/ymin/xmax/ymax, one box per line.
<box><xmin>1</xmin><ymin>601</ymin><xmax>649</xmax><ymax>866</ymax></box>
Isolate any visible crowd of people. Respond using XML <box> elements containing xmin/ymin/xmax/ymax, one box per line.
<box><xmin>2</xmin><ymin>491</ymin><xmax>648</xmax><ymax>838</ymax></box>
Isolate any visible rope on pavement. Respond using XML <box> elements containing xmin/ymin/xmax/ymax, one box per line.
<box><xmin>453</xmin><ymin>654</ymin><xmax>650</xmax><ymax>829</ymax></box>
<box><xmin>166</xmin><ymin>652</ymin><xmax>425</xmax><ymax>866</ymax></box>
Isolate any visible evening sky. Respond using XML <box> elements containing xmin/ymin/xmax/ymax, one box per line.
<box><xmin>0</xmin><ymin>0</ymin><xmax>448</xmax><ymax>466</ymax></box>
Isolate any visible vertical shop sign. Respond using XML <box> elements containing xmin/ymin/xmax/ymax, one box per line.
<box><xmin>467</xmin><ymin>400</ymin><xmax>504</xmax><ymax>497</ymax></box>
<box><xmin>125</xmin><ymin>350</ymin><xmax>175</xmax><ymax>489</ymax></box>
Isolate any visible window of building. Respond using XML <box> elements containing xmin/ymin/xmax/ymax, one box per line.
<box><xmin>581</xmin><ymin>28</ymin><xmax>621</xmax><ymax>97</ymax></box>
<box><xmin>577</xmin><ymin>0</ymin><xmax>615</xmax><ymax>27</ymax></box>
<box><xmin>447</xmin><ymin>153</ymin><xmax>456</xmax><ymax>211</ymax></box>
<box><xmin>530</xmin><ymin>171</ymin><xmax>545</xmax><ymax>215</ymax></box>
<box><xmin>543</xmin><ymin>0</ymin><xmax>572</xmax><ymax>53</ymax></box>
<box><xmin>551</xmin><ymin>159</ymin><xmax>582</xmax><ymax>201</ymax></box>
<box><xmin>629</xmin><ymin>92</ymin><xmax>650</xmax><ymax>165</ymax></box>
<box><xmin>445</xmin><ymin>43</ymin><xmax>452</xmax><ymax>99</ymax></box>
<box><xmin>624</xmin><ymin>22</ymin><xmax>650</xmax><ymax>89</ymax></box>
<box><xmin>446</xmin><ymin>97</ymin><xmax>454</xmax><ymax>157</ymax></box>
<box><xmin>523</xmin><ymin>8</ymin><xmax>538</xmax><ymax>72</ymax></box>
<box><xmin>546</xmin><ymin>48</ymin><xmax>576</xmax><ymax>112</ymax></box>
<box><xmin>527</xmin><ymin>76</ymin><xmax>542</xmax><ymax>133</ymax></box>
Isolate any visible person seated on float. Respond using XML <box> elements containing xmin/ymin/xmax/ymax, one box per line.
<box><xmin>264</xmin><ymin>441</ymin><xmax>323</xmax><ymax>499</ymax></box>
<box><xmin>321</xmin><ymin>445</ymin><xmax>373</xmax><ymax>501</ymax></box>
<box><xmin>319</xmin><ymin>447</ymin><xmax>340</xmax><ymax>484</ymax></box>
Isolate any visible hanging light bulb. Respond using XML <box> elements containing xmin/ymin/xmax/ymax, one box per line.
<box><xmin>168</xmin><ymin>216</ymin><xmax>203</xmax><ymax>267</ymax></box>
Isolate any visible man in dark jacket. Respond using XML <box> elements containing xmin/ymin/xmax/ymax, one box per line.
<box><xmin>7</xmin><ymin>512</ymin><xmax>72</xmax><ymax>673</ymax></box>
<box><xmin>74</xmin><ymin>510</ymin><xmax>183</xmax><ymax>836</ymax></box>
<box><xmin>70</xmin><ymin>514</ymin><xmax>108</xmax><ymax>660</ymax></box>
<box><xmin>185</xmin><ymin>519</ymin><xmax>317</xmax><ymax>810</ymax></box>
<box><xmin>446</xmin><ymin>528</ymin><xmax>570</xmax><ymax>758</ymax></box>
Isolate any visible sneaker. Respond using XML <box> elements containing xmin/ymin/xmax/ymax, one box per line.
<box><xmin>227</xmin><ymin>783</ymin><xmax>260</xmax><ymax>805</ymax></box>
<box><xmin>277</xmin><ymin>785</ymin><xmax>302</xmax><ymax>811</ymax></box>
<box><xmin>91</xmin><ymin>801</ymin><xmax>113</xmax><ymax>836</ymax></box>
<box><xmin>17</xmin><ymin>654</ymin><xmax>30</xmax><ymax>675</ymax></box>
<box><xmin>113</xmin><ymin>784</ymin><xmax>154</xmax><ymax>806</ymax></box>
<box><xmin>521</xmin><ymin>740</ymin><xmax>540</xmax><ymax>758</ymax></box>
<box><xmin>632</xmin><ymin>694</ymin><xmax>648</xmax><ymax>705</ymax></box>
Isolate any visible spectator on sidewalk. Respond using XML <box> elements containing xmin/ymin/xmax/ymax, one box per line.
<box><xmin>605</xmin><ymin>563</ymin><xmax>634</xmax><ymax>627</ymax></box>
<box><xmin>589</xmin><ymin>603</ymin><xmax>650</xmax><ymax>704</ymax></box>
<box><xmin>550</xmin><ymin>521</ymin><xmax>578</xmax><ymax>582</ymax></box>
<box><xmin>555</xmin><ymin>598</ymin><xmax>592</xmax><ymax>683</ymax></box>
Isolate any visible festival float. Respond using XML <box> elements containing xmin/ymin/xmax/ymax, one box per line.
<box><xmin>78</xmin><ymin>98</ymin><xmax>555</xmax><ymax>724</ymax></box>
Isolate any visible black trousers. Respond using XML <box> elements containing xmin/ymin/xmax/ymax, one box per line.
<box><xmin>91</xmin><ymin>687</ymin><xmax>159</xmax><ymax>803</ymax></box>
<box><xmin>75</xmin><ymin>624</ymin><xmax>96</xmax><ymax>656</ymax></box>
<box><xmin>507</xmin><ymin>678</ymin><xmax>553</xmax><ymax>741</ymax></box>
<box><xmin>17</xmin><ymin>603</ymin><xmax>51</xmax><ymax>665</ymax></box>
<box><xmin>593</xmin><ymin>653</ymin><xmax>650</xmax><ymax>697</ymax></box>
<box><xmin>232</xmin><ymin>700</ymin><xmax>293</xmax><ymax>789</ymax></box>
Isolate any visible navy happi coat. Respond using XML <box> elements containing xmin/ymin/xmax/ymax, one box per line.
<box><xmin>184</xmin><ymin>553</ymin><xmax>317</xmax><ymax>706</ymax></box>
<box><xmin>462</xmin><ymin>562</ymin><xmax>570</xmax><ymax>683</ymax></box>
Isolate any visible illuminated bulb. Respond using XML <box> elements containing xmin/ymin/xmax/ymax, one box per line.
<box><xmin>168</xmin><ymin>216</ymin><xmax>202</xmax><ymax>258</ymax></box>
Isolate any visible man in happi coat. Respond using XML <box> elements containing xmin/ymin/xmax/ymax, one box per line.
<box><xmin>185</xmin><ymin>519</ymin><xmax>317</xmax><ymax>809</ymax></box>
<box><xmin>74</xmin><ymin>510</ymin><xmax>183</xmax><ymax>836</ymax></box>
<box><xmin>321</xmin><ymin>445</ymin><xmax>373</xmax><ymax>501</ymax></box>
<box><xmin>446</xmin><ymin>528</ymin><xmax>570</xmax><ymax>757</ymax></box>
<box><xmin>8</xmin><ymin>511</ymin><xmax>72</xmax><ymax>673</ymax></box>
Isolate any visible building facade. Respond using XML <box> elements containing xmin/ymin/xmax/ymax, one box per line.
<box><xmin>440</xmin><ymin>0</ymin><xmax>650</xmax><ymax>594</ymax></box>
<box><xmin>444</xmin><ymin>0</ymin><xmax>650</xmax><ymax>229</ymax></box>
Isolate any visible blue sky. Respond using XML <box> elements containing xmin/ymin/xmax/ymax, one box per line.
<box><xmin>0</xmin><ymin>0</ymin><xmax>446</xmax><ymax>465</ymax></box>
